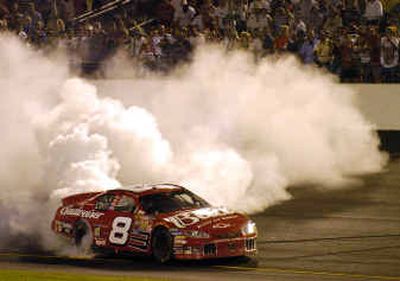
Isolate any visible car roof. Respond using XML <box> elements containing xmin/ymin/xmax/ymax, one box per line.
<box><xmin>105</xmin><ymin>183</ymin><xmax>185</xmax><ymax>197</ymax></box>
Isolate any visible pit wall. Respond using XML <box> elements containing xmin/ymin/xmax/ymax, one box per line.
<box><xmin>351</xmin><ymin>84</ymin><xmax>400</xmax><ymax>154</ymax></box>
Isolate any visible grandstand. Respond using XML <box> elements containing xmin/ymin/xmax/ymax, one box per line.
<box><xmin>0</xmin><ymin>0</ymin><xmax>398</xmax><ymax>81</ymax></box>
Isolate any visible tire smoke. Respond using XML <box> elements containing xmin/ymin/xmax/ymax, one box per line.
<box><xmin>0</xmin><ymin>34</ymin><xmax>387</xmax><ymax>252</ymax></box>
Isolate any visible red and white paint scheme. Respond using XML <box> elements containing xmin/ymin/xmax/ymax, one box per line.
<box><xmin>52</xmin><ymin>184</ymin><xmax>257</xmax><ymax>262</ymax></box>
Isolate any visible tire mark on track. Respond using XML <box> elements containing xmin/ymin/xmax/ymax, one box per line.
<box><xmin>261</xmin><ymin>214</ymin><xmax>400</xmax><ymax>222</ymax></box>
<box><xmin>260</xmin><ymin>244</ymin><xmax>400</xmax><ymax>260</ymax></box>
<box><xmin>215</xmin><ymin>265</ymin><xmax>400</xmax><ymax>280</ymax></box>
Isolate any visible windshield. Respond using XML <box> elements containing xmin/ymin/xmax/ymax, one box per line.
<box><xmin>140</xmin><ymin>190</ymin><xmax>210</xmax><ymax>214</ymax></box>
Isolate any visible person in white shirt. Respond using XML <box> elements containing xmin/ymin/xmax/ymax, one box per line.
<box><xmin>364</xmin><ymin>0</ymin><xmax>383</xmax><ymax>25</ymax></box>
<box><xmin>380</xmin><ymin>27</ymin><xmax>399</xmax><ymax>82</ymax></box>
<box><xmin>212</xmin><ymin>0</ymin><xmax>229</xmax><ymax>30</ymax></box>
<box><xmin>247</xmin><ymin>9</ymin><xmax>272</xmax><ymax>33</ymax></box>
<box><xmin>248</xmin><ymin>0</ymin><xmax>270</xmax><ymax>14</ymax></box>
<box><xmin>174</xmin><ymin>0</ymin><xmax>196</xmax><ymax>27</ymax></box>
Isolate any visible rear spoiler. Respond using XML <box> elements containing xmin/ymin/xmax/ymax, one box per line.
<box><xmin>62</xmin><ymin>192</ymin><xmax>101</xmax><ymax>206</ymax></box>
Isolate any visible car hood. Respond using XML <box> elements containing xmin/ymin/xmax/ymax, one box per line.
<box><xmin>162</xmin><ymin>206</ymin><xmax>248</xmax><ymax>233</ymax></box>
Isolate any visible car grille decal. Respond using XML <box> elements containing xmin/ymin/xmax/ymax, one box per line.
<box><xmin>130</xmin><ymin>233</ymin><xmax>148</xmax><ymax>240</ymax></box>
<box><xmin>128</xmin><ymin>231</ymin><xmax>149</xmax><ymax>250</ymax></box>
<box><xmin>245</xmin><ymin>238</ymin><xmax>256</xmax><ymax>251</ymax></box>
<box><xmin>204</xmin><ymin>243</ymin><xmax>217</xmax><ymax>256</ymax></box>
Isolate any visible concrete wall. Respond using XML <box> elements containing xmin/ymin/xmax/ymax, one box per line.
<box><xmin>93</xmin><ymin>81</ymin><xmax>400</xmax><ymax>130</ymax></box>
<box><xmin>94</xmin><ymin>81</ymin><xmax>400</xmax><ymax>153</ymax></box>
<box><xmin>351</xmin><ymin>84</ymin><xmax>400</xmax><ymax>130</ymax></box>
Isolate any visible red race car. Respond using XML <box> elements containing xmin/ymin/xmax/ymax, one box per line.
<box><xmin>52</xmin><ymin>184</ymin><xmax>257</xmax><ymax>263</ymax></box>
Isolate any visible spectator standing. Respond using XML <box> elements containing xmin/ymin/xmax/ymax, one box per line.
<box><xmin>150</xmin><ymin>28</ymin><xmax>163</xmax><ymax>58</ymax></box>
<box><xmin>53</xmin><ymin>18</ymin><xmax>67</xmax><ymax>46</ymax></box>
<box><xmin>339</xmin><ymin>32</ymin><xmax>361</xmax><ymax>82</ymax></box>
<box><xmin>364</xmin><ymin>0</ymin><xmax>383</xmax><ymax>25</ymax></box>
<box><xmin>154</xmin><ymin>0</ymin><xmax>175</xmax><ymax>26</ymax></box>
<box><xmin>315</xmin><ymin>33</ymin><xmax>334</xmax><ymax>70</ymax></box>
<box><xmin>128</xmin><ymin>30</ymin><xmax>147</xmax><ymax>57</ymax></box>
<box><xmin>366</xmin><ymin>25</ymin><xmax>382</xmax><ymax>82</ymax></box>
<box><xmin>31</xmin><ymin>20</ymin><xmax>47</xmax><ymax>47</ymax></box>
<box><xmin>174</xmin><ymin>0</ymin><xmax>196</xmax><ymax>27</ymax></box>
<box><xmin>298</xmin><ymin>0</ymin><xmax>314</xmax><ymax>27</ymax></box>
<box><xmin>262</xmin><ymin>26</ymin><xmax>275</xmax><ymax>54</ymax></box>
<box><xmin>139</xmin><ymin>41</ymin><xmax>157</xmax><ymax>70</ymax></box>
<box><xmin>380</xmin><ymin>26</ymin><xmax>399</xmax><ymax>82</ymax></box>
<box><xmin>213</xmin><ymin>0</ymin><xmax>229</xmax><ymax>30</ymax></box>
<box><xmin>274</xmin><ymin>24</ymin><xmax>289</xmax><ymax>52</ymax></box>
<box><xmin>246</xmin><ymin>10</ymin><xmax>258</xmax><ymax>32</ymax></box>
<box><xmin>231</xmin><ymin>0</ymin><xmax>247</xmax><ymax>32</ymax></box>
<box><xmin>248</xmin><ymin>0</ymin><xmax>270</xmax><ymax>14</ymax></box>
<box><xmin>27</xmin><ymin>3</ymin><xmax>43</xmax><ymax>26</ymax></box>
<box><xmin>247</xmin><ymin>8</ymin><xmax>272</xmax><ymax>33</ymax></box>
<box><xmin>293</xmin><ymin>17</ymin><xmax>307</xmax><ymax>37</ymax></box>
<box><xmin>200</xmin><ymin>2</ymin><xmax>217</xmax><ymax>31</ymax></box>
<box><xmin>309</xmin><ymin>3</ymin><xmax>325</xmax><ymax>32</ymax></box>
<box><xmin>323</xmin><ymin>8</ymin><xmax>342</xmax><ymax>34</ymax></box>
<box><xmin>250</xmin><ymin>29</ymin><xmax>264</xmax><ymax>59</ymax></box>
<box><xmin>0</xmin><ymin>1</ymin><xmax>8</xmax><ymax>18</ymax></box>
<box><xmin>90</xmin><ymin>21</ymin><xmax>108</xmax><ymax>61</ymax></box>
<box><xmin>6</xmin><ymin>3</ymin><xmax>24</xmax><ymax>31</ymax></box>
<box><xmin>298</xmin><ymin>31</ymin><xmax>319</xmax><ymax>64</ymax></box>
<box><xmin>0</xmin><ymin>18</ymin><xmax>7</xmax><ymax>31</ymax></box>
<box><xmin>21</xmin><ymin>15</ymin><xmax>33</xmax><ymax>37</ymax></box>
<box><xmin>34</xmin><ymin>0</ymin><xmax>52</xmax><ymax>24</ymax></box>
<box><xmin>273</xmin><ymin>6</ymin><xmax>293</xmax><ymax>34</ymax></box>
<box><xmin>359</xmin><ymin>35</ymin><xmax>373</xmax><ymax>82</ymax></box>
<box><xmin>287</xmin><ymin>29</ymin><xmax>304</xmax><ymax>53</ymax></box>
<box><xmin>58</xmin><ymin>0</ymin><xmax>75</xmax><ymax>22</ymax></box>
<box><xmin>239</xmin><ymin>31</ymin><xmax>251</xmax><ymax>49</ymax></box>
<box><xmin>342</xmin><ymin>0</ymin><xmax>361</xmax><ymax>26</ymax></box>
<box><xmin>192</xmin><ymin>9</ymin><xmax>206</xmax><ymax>31</ymax></box>
<box><xmin>46</xmin><ymin>2</ymin><xmax>60</xmax><ymax>39</ymax></box>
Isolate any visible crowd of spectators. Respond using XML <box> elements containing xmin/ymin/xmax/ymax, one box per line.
<box><xmin>0</xmin><ymin>0</ymin><xmax>399</xmax><ymax>82</ymax></box>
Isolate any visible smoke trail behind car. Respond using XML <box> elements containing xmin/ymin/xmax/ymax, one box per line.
<box><xmin>0</xmin><ymin>34</ymin><xmax>387</xmax><ymax>252</ymax></box>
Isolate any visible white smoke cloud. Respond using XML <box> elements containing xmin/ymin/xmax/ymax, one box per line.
<box><xmin>0</xmin><ymin>34</ymin><xmax>387</xmax><ymax>252</ymax></box>
<box><xmin>0</xmin><ymin>34</ymin><xmax>67</xmax><ymax>249</ymax></box>
<box><xmin>99</xmin><ymin>47</ymin><xmax>387</xmax><ymax>211</ymax></box>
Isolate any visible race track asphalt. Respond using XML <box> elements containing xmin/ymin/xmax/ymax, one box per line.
<box><xmin>1</xmin><ymin>160</ymin><xmax>400</xmax><ymax>281</ymax></box>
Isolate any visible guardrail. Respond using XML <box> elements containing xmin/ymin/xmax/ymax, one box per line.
<box><xmin>72</xmin><ymin>0</ymin><xmax>133</xmax><ymax>24</ymax></box>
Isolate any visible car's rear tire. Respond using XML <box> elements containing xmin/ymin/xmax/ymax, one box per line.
<box><xmin>151</xmin><ymin>227</ymin><xmax>173</xmax><ymax>263</ymax></box>
<box><xmin>73</xmin><ymin>220</ymin><xmax>93</xmax><ymax>255</ymax></box>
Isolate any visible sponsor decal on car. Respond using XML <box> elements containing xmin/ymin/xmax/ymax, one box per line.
<box><xmin>95</xmin><ymin>238</ymin><xmax>107</xmax><ymax>246</ymax></box>
<box><xmin>128</xmin><ymin>229</ymin><xmax>150</xmax><ymax>251</ymax></box>
<box><xmin>60</xmin><ymin>207</ymin><xmax>104</xmax><ymax>219</ymax></box>
<box><xmin>133</xmin><ymin>213</ymin><xmax>153</xmax><ymax>232</ymax></box>
<box><xmin>173</xmin><ymin>235</ymin><xmax>188</xmax><ymax>245</ymax></box>
<box><xmin>165</xmin><ymin>207</ymin><xmax>235</xmax><ymax>228</ymax></box>
<box><xmin>94</xmin><ymin>226</ymin><xmax>101</xmax><ymax>237</ymax></box>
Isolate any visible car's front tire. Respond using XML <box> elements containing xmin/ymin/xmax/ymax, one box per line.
<box><xmin>151</xmin><ymin>227</ymin><xmax>173</xmax><ymax>263</ymax></box>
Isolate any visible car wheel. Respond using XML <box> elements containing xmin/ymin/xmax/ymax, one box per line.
<box><xmin>151</xmin><ymin>227</ymin><xmax>173</xmax><ymax>263</ymax></box>
<box><xmin>73</xmin><ymin>220</ymin><xmax>93</xmax><ymax>255</ymax></box>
